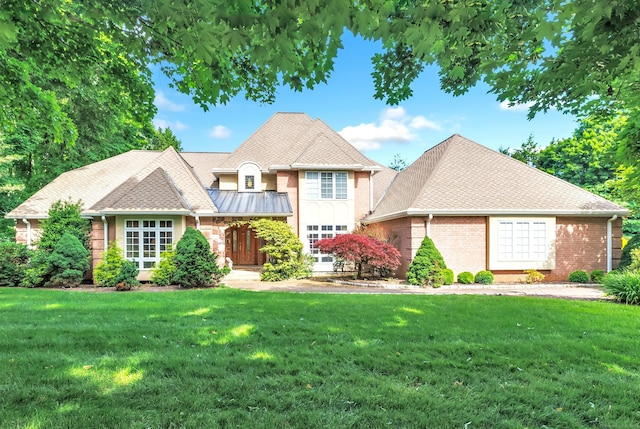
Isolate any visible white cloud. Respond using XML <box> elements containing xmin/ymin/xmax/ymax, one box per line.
<box><xmin>209</xmin><ymin>125</ymin><xmax>231</xmax><ymax>139</ymax></box>
<box><xmin>409</xmin><ymin>116</ymin><xmax>442</xmax><ymax>130</ymax></box>
<box><xmin>154</xmin><ymin>91</ymin><xmax>186</xmax><ymax>112</ymax></box>
<box><xmin>381</xmin><ymin>106</ymin><xmax>406</xmax><ymax>120</ymax></box>
<box><xmin>339</xmin><ymin>107</ymin><xmax>442</xmax><ymax>150</ymax></box>
<box><xmin>153</xmin><ymin>119</ymin><xmax>187</xmax><ymax>130</ymax></box>
<box><xmin>499</xmin><ymin>100</ymin><xmax>534</xmax><ymax>112</ymax></box>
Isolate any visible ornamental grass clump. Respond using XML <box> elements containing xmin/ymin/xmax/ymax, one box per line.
<box><xmin>406</xmin><ymin>236</ymin><xmax>447</xmax><ymax>287</ymax></box>
<box><xmin>602</xmin><ymin>271</ymin><xmax>640</xmax><ymax>304</ymax></box>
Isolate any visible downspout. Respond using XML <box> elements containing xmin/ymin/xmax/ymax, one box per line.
<box><xmin>425</xmin><ymin>214</ymin><xmax>433</xmax><ymax>238</ymax></box>
<box><xmin>607</xmin><ymin>215</ymin><xmax>618</xmax><ymax>272</ymax></box>
<box><xmin>369</xmin><ymin>171</ymin><xmax>374</xmax><ymax>213</ymax></box>
<box><xmin>22</xmin><ymin>219</ymin><xmax>31</xmax><ymax>248</ymax></box>
<box><xmin>101</xmin><ymin>216</ymin><xmax>108</xmax><ymax>253</ymax></box>
<box><xmin>194</xmin><ymin>215</ymin><xmax>201</xmax><ymax>230</ymax></box>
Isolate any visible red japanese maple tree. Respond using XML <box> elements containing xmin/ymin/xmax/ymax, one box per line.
<box><xmin>316</xmin><ymin>234</ymin><xmax>401</xmax><ymax>279</ymax></box>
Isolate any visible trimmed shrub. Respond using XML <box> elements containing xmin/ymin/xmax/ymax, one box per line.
<box><xmin>0</xmin><ymin>242</ymin><xmax>30</xmax><ymax>287</ymax></box>
<box><xmin>603</xmin><ymin>271</ymin><xmax>640</xmax><ymax>304</ymax></box>
<box><xmin>150</xmin><ymin>247</ymin><xmax>177</xmax><ymax>286</ymax></box>
<box><xmin>114</xmin><ymin>260</ymin><xmax>140</xmax><ymax>291</ymax></box>
<box><xmin>442</xmin><ymin>268</ymin><xmax>454</xmax><ymax>286</ymax></box>
<box><xmin>475</xmin><ymin>270</ymin><xmax>494</xmax><ymax>285</ymax></box>
<box><xmin>173</xmin><ymin>227</ymin><xmax>224</xmax><ymax>288</ymax></box>
<box><xmin>316</xmin><ymin>233</ymin><xmax>401</xmax><ymax>279</ymax></box>
<box><xmin>250</xmin><ymin>219</ymin><xmax>313</xmax><ymax>281</ymax></box>
<box><xmin>590</xmin><ymin>269</ymin><xmax>605</xmax><ymax>284</ymax></box>
<box><xmin>619</xmin><ymin>234</ymin><xmax>640</xmax><ymax>270</ymax></box>
<box><xmin>524</xmin><ymin>269</ymin><xmax>545</xmax><ymax>284</ymax></box>
<box><xmin>406</xmin><ymin>236</ymin><xmax>447</xmax><ymax>287</ymax></box>
<box><xmin>38</xmin><ymin>199</ymin><xmax>91</xmax><ymax>253</ymax></box>
<box><xmin>47</xmin><ymin>233</ymin><xmax>90</xmax><ymax>287</ymax></box>
<box><xmin>457</xmin><ymin>271</ymin><xmax>474</xmax><ymax>284</ymax></box>
<box><xmin>568</xmin><ymin>270</ymin><xmax>589</xmax><ymax>283</ymax></box>
<box><xmin>94</xmin><ymin>242</ymin><xmax>126</xmax><ymax>287</ymax></box>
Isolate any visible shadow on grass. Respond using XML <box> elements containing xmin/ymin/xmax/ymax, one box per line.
<box><xmin>1</xmin><ymin>288</ymin><xmax>640</xmax><ymax>428</ymax></box>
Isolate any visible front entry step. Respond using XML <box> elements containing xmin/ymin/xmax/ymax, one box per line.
<box><xmin>225</xmin><ymin>268</ymin><xmax>261</xmax><ymax>281</ymax></box>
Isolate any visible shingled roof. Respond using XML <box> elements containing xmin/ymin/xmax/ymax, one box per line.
<box><xmin>215</xmin><ymin>112</ymin><xmax>380</xmax><ymax>172</ymax></box>
<box><xmin>7</xmin><ymin>147</ymin><xmax>218</xmax><ymax>218</ymax></box>
<box><xmin>368</xmin><ymin>134</ymin><xmax>629</xmax><ymax>221</ymax></box>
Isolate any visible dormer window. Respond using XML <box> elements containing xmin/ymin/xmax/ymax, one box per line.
<box><xmin>245</xmin><ymin>175</ymin><xmax>255</xmax><ymax>190</ymax></box>
<box><xmin>238</xmin><ymin>162</ymin><xmax>261</xmax><ymax>192</ymax></box>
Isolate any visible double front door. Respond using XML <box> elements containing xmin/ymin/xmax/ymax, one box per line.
<box><xmin>226</xmin><ymin>224</ymin><xmax>263</xmax><ymax>266</ymax></box>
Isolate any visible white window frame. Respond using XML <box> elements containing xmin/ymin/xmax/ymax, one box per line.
<box><xmin>306</xmin><ymin>171</ymin><xmax>348</xmax><ymax>200</ymax></box>
<box><xmin>307</xmin><ymin>224</ymin><xmax>348</xmax><ymax>263</ymax></box>
<box><xmin>124</xmin><ymin>220</ymin><xmax>174</xmax><ymax>270</ymax></box>
<box><xmin>489</xmin><ymin>217</ymin><xmax>556</xmax><ymax>270</ymax></box>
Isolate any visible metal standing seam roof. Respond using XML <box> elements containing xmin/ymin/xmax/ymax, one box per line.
<box><xmin>368</xmin><ymin>134</ymin><xmax>629</xmax><ymax>221</ymax></box>
<box><xmin>207</xmin><ymin>190</ymin><xmax>293</xmax><ymax>216</ymax></box>
<box><xmin>208</xmin><ymin>189</ymin><xmax>293</xmax><ymax>216</ymax></box>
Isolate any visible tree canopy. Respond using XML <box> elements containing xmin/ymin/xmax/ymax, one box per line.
<box><xmin>3</xmin><ymin>1</ymin><xmax>639</xmax><ymax>114</ymax></box>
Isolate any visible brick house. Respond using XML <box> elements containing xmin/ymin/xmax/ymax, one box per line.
<box><xmin>7</xmin><ymin>113</ymin><xmax>628</xmax><ymax>282</ymax></box>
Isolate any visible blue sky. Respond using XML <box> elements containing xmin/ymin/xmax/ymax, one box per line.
<box><xmin>152</xmin><ymin>35</ymin><xmax>578</xmax><ymax>167</ymax></box>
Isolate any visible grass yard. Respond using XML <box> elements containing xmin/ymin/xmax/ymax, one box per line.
<box><xmin>1</xmin><ymin>288</ymin><xmax>639</xmax><ymax>428</ymax></box>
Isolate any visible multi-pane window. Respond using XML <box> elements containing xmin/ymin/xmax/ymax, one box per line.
<box><xmin>498</xmin><ymin>220</ymin><xmax>546</xmax><ymax>261</ymax></box>
<box><xmin>306</xmin><ymin>172</ymin><xmax>348</xmax><ymax>199</ymax></box>
<box><xmin>307</xmin><ymin>224</ymin><xmax>348</xmax><ymax>263</ymax></box>
<box><xmin>125</xmin><ymin>220</ymin><xmax>173</xmax><ymax>269</ymax></box>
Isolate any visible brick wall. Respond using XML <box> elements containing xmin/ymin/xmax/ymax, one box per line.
<box><xmin>376</xmin><ymin>215</ymin><xmax>622</xmax><ymax>282</ymax></box>
<box><xmin>552</xmin><ymin>216</ymin><xmax>622</xmax><ymax>281</ymax></box>
<box><xmin>353</xmin><ymin>171</ymin><xmax>371</xmax><ymax>221</ymax></box>
<box><xmin>14</xmin><ymin>219</ymin><xmax>42</xmax><ymax>247</ymax></box>
<box><xmin>276</xmin><ymin>171</ymin><xmax>299</xmax><ymax>234</ymax></box>
<box><xmin>430</xmin><ymin>216</ymin><xmax>487</xmax><ymax>276</ymax></box>
<box><xmin>377</xmin><ymin>217</ymin><xmax>422</xmax><ymax>276</ymax></box>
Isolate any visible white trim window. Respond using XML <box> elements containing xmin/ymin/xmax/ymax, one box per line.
<box><xmin>307</xmin><ymin>224</ymin><xmax>348</xmax><ymax>263</ymax></box>
<box><xmin>306</xmin><ymin>172</ymin><xmax>348</xmax><ymax>199</ymax></box>
<box><xmin>489</xmin><ymin>217</ymin><xmax>556</xmax><ymax>270</ymax></box>
<box><xmin>125</xmin><ymin>220</ymin><xmax>173</xmax><ymax>269</ymax></box>
<box><xmin>498</xmin><ymin>221</ymin><xmax>547</xmax><ymax>261</ymax></box>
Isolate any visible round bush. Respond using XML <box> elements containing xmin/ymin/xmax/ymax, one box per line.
<box><xmin>457</xmin><ymin>271</ymin><xmax>474</xmax><ymax>284</ymax></box>
<box><xmin>474</xmin><ymin>270</ymin><xmax>494</xmax><ymax>284</ymax></box>
<box><xmin>442</xmin><ymin>268</ymin><xmax>454</xmax><ymax>285</ymax></box>
<box><xmin>568</xmin><ymin>270</ymin><xmax>589</xmax><ymax>283</ymax></box>
<box><xmin>590</xmin><ymin>269</ymin><xmax>605</xmax><ymax>284</ymax></box>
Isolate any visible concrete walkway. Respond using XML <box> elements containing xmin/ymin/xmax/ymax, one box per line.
<box><xmin>224</xmin><ymin>271</ymin><xmax>608</xmax><ymax>300</ymax></box>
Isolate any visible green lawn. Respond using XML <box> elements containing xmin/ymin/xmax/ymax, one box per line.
<box><xmin>1</xmin><ymin>288</ymin><xmax>639</xmax><ymax>428</ymax></box>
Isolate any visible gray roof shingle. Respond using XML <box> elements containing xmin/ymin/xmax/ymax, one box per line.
<box><xmin>368</xmin><ymin>134</ymin><xmax>629</xmax><ymax>221</ymax></box>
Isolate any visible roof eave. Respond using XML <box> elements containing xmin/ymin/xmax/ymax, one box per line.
<box><xmin>214</xmin><ymin>212</ymin><xmax>293</xmax><ymax>217</ymax></box>
<box><xmin>94</xmin><ymin>209</ymin><xmax>193</xmax><ymax>216</ymax></box>
<box><xmin>366</xmin><ymin>208</ymin><xmax>630</xmax><ymax>223</ymax></box>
